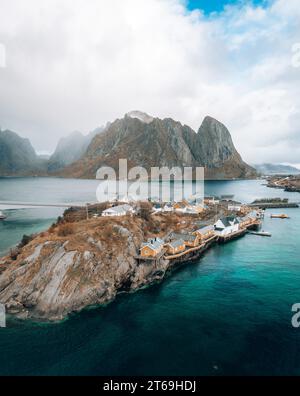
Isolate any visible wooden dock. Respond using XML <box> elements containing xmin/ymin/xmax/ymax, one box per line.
<box><xmin>164</xmin><ymin>235</ymin><xmax>218</xmax><ymax>260</ymax></box>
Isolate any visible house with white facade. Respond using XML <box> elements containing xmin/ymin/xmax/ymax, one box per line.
<box><xmin>214</xmin><ymin>216</ymin><xmax>240</xmax><ymax>236</ymax></box>
<box><xmin>102</xmin><ymin>204</ymin><xmax>135</xmax><ymax>217</ymax></box>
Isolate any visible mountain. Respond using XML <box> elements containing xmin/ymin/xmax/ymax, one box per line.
<box><xmin>48</xmin><ymin>127</ymin><xmax>104</xmax><ymax>171</ymax></box>
<box><xmin>60</xmin><ymin>112</ymin><xmax>256</xmax><ymax>180</ymax></box>
<box><xmin>0</xmin><ymin>129</ymin><xmax>46</xmax><ymax>176</ymax></box>
<box><xmin>254</xmin><ymin>163</ymin><xmax>300</xmax><ymax>176</ymax></box>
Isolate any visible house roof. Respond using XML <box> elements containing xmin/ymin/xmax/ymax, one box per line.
<box><xmin>103</xmin><ymin>204</ymin><xmax>133</xmax><ymax>215</ymax></box>
<box><xmin>167</xmin><ymin>239</ymin><xmax>185</xmax><ymax>249</ymax></box>
<box><xmin>171</xmin><ymin>232</ymin><xmax>197</xmax><ymax>242</ymax></box>
<box><xmin>217</xmin><ymin>216</ymin><xmax>239</xmax><ymax>228</ymax></box>
<box><xmin>141</xmin><ymin>237</ymin><xmax>164</xmax><ymax>251</ymax></box>
<box><xmin>196</xmin><ymin>225</ymin><xmax>214</xmax><ymax>234</ymax></box>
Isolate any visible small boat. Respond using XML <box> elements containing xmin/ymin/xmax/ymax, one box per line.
<box><xmin>248</xmin><ymin>231</ymin><xmax>272</xmax><ymax>237</ymax></box>
<box><xmin>270</xmin><ymin>214</ymin><xmax>290</xmax><ymax>219</ymax></box>
<box><xmin>0</xmin><ymin>211</ymin><xmax>6</xmax><ymax>220</ymax></box>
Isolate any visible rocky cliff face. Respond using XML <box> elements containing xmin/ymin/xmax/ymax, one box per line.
<box><xmin>48</xmin><ymin>127</ymin><xmax>104</xmax><ymax>171</ymax></box>
<box><xmin>60</xmin><ymin>112</ymin><xmax>256</xmax><ymax>180</ymax></box>
<box><xmin>0</xmin><ymin>215</ymin><xmax>173</xmax><ymax>321</ymax></box>
<box><xmin>0</xmin><ymin>129</ymin><xmax>46</xmax><ymax>176</ymax></box>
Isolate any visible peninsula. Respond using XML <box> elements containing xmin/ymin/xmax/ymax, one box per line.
<box><xmin>0</xmin><ymin>199</ymin><xmax>261</xmax><ymax>321</ymax></box>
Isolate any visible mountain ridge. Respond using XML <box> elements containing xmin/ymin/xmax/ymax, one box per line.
<box><xmin>59</xmin><ymin>112</ymin><xmax>256</xmax><ymax>180</ymax></box>
<box><xmin>0</xmin><ymin>113</ymin><xmax>257</xmax><ymax>180</ymax></box>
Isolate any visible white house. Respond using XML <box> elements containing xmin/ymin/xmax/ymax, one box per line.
<box><xmin>228</xmin><ymin>204</ymin><xmax>242</xmax><ymax>212</ymax></box>
<box><xmin>163</xmin><ymin>203</ymin><xmax>174</xmax><ymax>212</ymax></box>
<box><xmin>214</xmin><ymin>216</ymin><xmax>240</xmax><ymax>236</ymax></box>
<box><xmin>102</xmin><ymin>204</ymin><xmax>135</xmax><ymax>217</ymax></box>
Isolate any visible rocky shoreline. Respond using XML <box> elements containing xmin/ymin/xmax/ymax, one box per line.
<box><xmin>0</xmin><ymin>205</ymin><xmax>215</xmax><ymax>322</ymax></box>
<box><xmin>266</xmin><ymin>175</ymin><xmax>300</xmax><ymax>193</ymax></box>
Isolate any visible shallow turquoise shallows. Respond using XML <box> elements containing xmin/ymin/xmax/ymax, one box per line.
<box><xmin>0</xmin><ymin>178</ymin><xmax>300</xmax><ymax>376</ymax></box>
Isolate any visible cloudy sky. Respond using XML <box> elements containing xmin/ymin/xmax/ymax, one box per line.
<box><xmin>0</xmin><ymin>0</ymin><xmax>299</xmax><ymax>165</ymax></box>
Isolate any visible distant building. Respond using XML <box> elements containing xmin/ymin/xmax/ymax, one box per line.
<box><xmin>228</xmin><ymin>204</ymin><xmax>242</xmax><ymax>212</ymax></box>
<box><xmin>204</xmin><ymin>196</ymin><xmax>220</xmax><ymax>205</ymax></box>
<box><xmin>102</xmin><ymin>204</ymin><xmax>135</xmax><ymax>217</ymax></box>
<box><xmin>140</xmin><ymin>237</ymin><xmax>164</xmax><ymax>258</ymax></box>
<box><xmin>165</xmin><ymin>239</ymin><xmax>186</xmax><ymax>255</ymax></box>
<box><xmin>163</xmin><ymin>203</ymin><xmax>174</xmax><ymax>212</ymax></box>
<box><xmin>214</xmin><ymin>216</ymin><xmax>240</xmax><ymax>236</ymax></box>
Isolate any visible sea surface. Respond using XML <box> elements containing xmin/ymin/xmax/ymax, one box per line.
<box><xmin>0</xmin><ymin>177</ymin><xmax>300</xmax><ymax>375</ymax></box>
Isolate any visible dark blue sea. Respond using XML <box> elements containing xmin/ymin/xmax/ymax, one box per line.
<box><xmin>0</xmin><ymin>177</ymin><xmax>300</xmax><ymax>375</ymax></box>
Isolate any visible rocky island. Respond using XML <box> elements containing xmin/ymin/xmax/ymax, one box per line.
<box><xmin>0</xmin><ymin>200</ymin><xmax>259</xmax><ymax>322</ymax></box>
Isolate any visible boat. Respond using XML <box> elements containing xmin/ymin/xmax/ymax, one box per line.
<box><xmin>248</xmin><ymin>231</ymin><xmax>272</xmax><ymax>237</ymax></box>
<box><xmin>0</xmin><ymin>211</ymin><xmax>6</xmax><ymax>220</ymax></box>
<box><xmin>270</xmin><ymin>214</ymin><xmax>290</xmax><ymax>219</ymax></box>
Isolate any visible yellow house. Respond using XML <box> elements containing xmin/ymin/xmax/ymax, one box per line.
<box><xmin>140</xmin><ymin>238</ymin><xmax>164</xmax><ymax>258</ymax></box>
<box><xmin>170</xmin><ymin>232</ymin><xmax>200</xmax><ymax>247</ymax></box>
<box><xmin>165</xmin><ymin>239</ymin><xmax>186</xmax><ymax>255</ymax></box>
<box><xmin>194</xmin><ymin>225</ymin><xmax>215</xmax><ymax>241</ymax></box>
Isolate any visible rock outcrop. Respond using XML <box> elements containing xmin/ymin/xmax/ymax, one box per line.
<box><xmin>60</xmin><ymin>112</ymin><xmax>256</xmax><ymax>180</ymax></box>
<box><xmin>0</xmin><ymin>214</ymin><xmax>173</xmax><ymax>321</ymax></box>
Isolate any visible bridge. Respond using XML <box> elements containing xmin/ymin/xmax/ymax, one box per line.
<box><xmin>0</xmin><ymin>201</ymin><xmax>92</xmax><ymax>209</ymax></box>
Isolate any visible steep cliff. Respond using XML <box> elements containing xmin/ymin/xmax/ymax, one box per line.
<box><xmin>0</xmin><ymin>212</ymin><xmax>186</xmax><ymax>321</ymax></box>
<box><xmin>60</xmin><ymin>112</ymin><xmax>256</xmax><ymax>180</ymax></box>
<box><xmin>0</xmin><ymin>129</ymin><xmax>46</xmax><ymax>176</ymax></box>
<box><xmin>48</xmin><ymin>127</ymin><xmax>104</xmax><ymax>171</ymax></box>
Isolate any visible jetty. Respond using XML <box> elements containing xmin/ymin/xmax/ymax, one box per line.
<box><xmin>249</xmin><ymin>198</ymin><xmax>299</xmax><ymax>209</ymax></box>
<box><xmin>248</xmin><ymin>231</ymin><xmax>271</xmax><ymax>237</ymax></box>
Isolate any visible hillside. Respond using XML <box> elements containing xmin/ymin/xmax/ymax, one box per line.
<box><xmin>0</xmin><ymin>129</ymin><xmax>47</xmax><ymax>176</ymax></box>
<box><xmin>254</xmin><ymin>163</ymin><xmax>300</xmax><ymax>176</ymax></box>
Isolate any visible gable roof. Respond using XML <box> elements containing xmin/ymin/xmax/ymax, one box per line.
<box><xmin>141</xmin><ymin>237</ymin><xmax>164</xmax><ymax>251</ymax></box>
<box><xmin>196</xmin><ymin>225</ymin><xmax>214</xmax><ymax>235</ymax></box>
<box><xmin>217</xmin><ymin>216</ymin><xmax>238</xmax><ymax>228</ymax></box>
<box><xmin>170</xmin><ymin>232</ymin><xmax>197</xmax><ymax>242</ymax></box>
<box><xmin>167</xmin><ymin>239</ymin><xmax>185</xmax><ymax>249</ymax></box>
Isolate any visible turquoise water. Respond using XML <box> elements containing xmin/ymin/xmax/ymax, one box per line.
<box><xmin>0</xmin><ymin>178</ymin><xmax>300</xmax><ymax>375</ymax></box>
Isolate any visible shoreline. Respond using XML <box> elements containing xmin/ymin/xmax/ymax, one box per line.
<box><xmin>0</xmin><ymin>203</ymin><xmax>262</xmax><ymax>323</ymax></box>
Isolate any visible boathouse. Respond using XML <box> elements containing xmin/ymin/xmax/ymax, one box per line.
<box><xmin>194</xmin><ymin>225</ymin><xmax>215</xmax><ymax>241</ymax></box>
<box><xmin>140</xmin><ymin>237</ymin><xmax>164</xmax><ymax>258</ymax></box>
<box><xmin>165</xmin><ymin>239</ymin><xmax>186</xmax><ymax>255</ymax></box>
<box><xmin>170</xmin><ymin>232</ymin><xmax>200</xmax><ymax>247</ymax></box>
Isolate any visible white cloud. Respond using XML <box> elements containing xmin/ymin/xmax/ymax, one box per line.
<box><xmin>0</xmin><ymin>0</ymin><xmax>299</xmax><ymax>164</ymax></box>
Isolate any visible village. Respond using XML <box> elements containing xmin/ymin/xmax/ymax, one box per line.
<box><xmin>96</xmin><ymin>194</ymin><xmax>263</xmax><ymax>267</ymax></box>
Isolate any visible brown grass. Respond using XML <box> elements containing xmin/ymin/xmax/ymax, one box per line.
<box><xmin>57</xmin><ymin>223</ymin><xmax>76</xmax><ymax>237</ymax></box>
